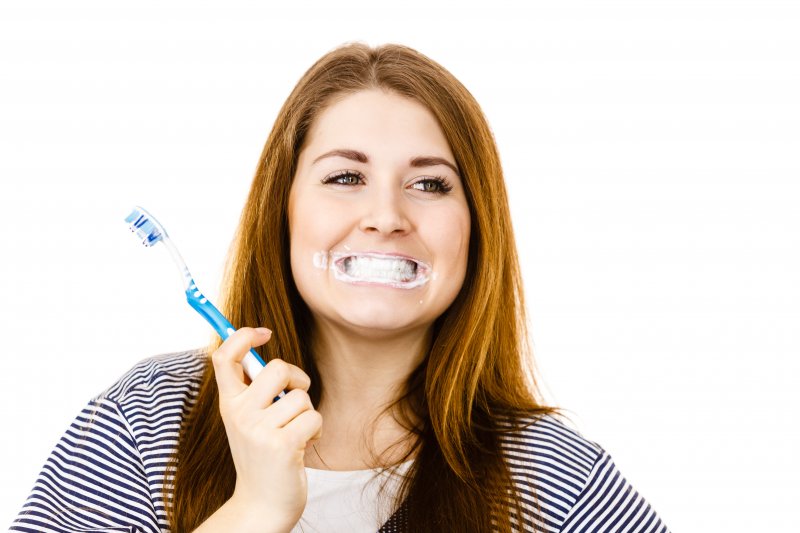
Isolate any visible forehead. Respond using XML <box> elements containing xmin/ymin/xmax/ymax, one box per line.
<box><xmin>300</xmin><ymin>89</ymin><xmax>455</xmax><ymax>164</ymax></box>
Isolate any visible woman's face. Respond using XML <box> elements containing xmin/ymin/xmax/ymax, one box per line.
<box><xmin>287</xmin><ymin>89</ymin><xmax>471</xmax><ymax>339</ymax></box>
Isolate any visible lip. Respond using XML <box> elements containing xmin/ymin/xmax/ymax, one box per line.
<box><xmin>328</xmin><ymin>250</ymin><xmax>431</xmax><ymax>289</ymax></box>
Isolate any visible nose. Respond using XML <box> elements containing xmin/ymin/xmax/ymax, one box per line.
<box><xmin>358</xmin><ymin>182</ymin><xmax>411</xmax><ymax>236</ymax></box>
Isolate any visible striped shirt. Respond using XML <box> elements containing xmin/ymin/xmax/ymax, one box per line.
<box><xmin>11</xmin><ymin>350</ymin><xmax>669</xmax><ymax>532</ymax></box>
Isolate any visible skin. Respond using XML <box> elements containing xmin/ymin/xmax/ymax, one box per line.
<box><xmin>289</xmin><ymin>89</ymin><xmax>471</xmax><ymax>470</ymax></box>
<box><xmin>196</xmin><ymin>89</ymin><xmax>471</xmax><ymax>532</ymax></box>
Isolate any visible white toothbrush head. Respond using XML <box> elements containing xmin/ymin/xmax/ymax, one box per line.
<box><xmin>125</xmin><ymin>206</ymin><xmax>168</xmax><ymax>247</ymax></box>
<box><xmin>122</xmin><ymin>205</ymin><xmax>271</xmax><ymax>382</ymax></box>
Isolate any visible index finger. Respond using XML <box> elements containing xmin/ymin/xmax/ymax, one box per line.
<box><xmin>211</xmin><ymin>327</ymin><xmax>272</xmax><ymax>397</ymax></box>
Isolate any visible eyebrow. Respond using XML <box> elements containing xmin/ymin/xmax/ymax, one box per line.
<box><xmin>311</xmin><ymin>149</ymin><xmax>460</xmax><ymax>176</ymax></box>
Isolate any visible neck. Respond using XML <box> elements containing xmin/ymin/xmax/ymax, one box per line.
<box><xmin>310</xmin><ymin>319</ymin><xmax>430</xmax><ymax>414</ymax></box>
<box><xmin>303</xmin><ymin>319</ymin><xmax>428</xmax><ymax>470</ymax></box>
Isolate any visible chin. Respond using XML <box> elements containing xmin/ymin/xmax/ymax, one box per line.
<box><xmin>327</xmin><ymin>303</ymin><xmax>437</xmax><ymax>336</ymax></box>
<box><xmin>340</xmin><ymin>309</ymin><xmax>424</xmax><ymax>332</ymax></box>
<box><xmin>341</xmin><ymin>321</ymin><xmax>431</xmax><ymax>342</ymax></box>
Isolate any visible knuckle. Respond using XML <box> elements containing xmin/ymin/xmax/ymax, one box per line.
<box><xmin>237</xmin><ymin>326</ymin><xmax>254</xmax><ymax>338</ymax></box>
<box><xmin>211</xmin><ymin>347</ymin><xmax>228</xmax><ymax>365</ymax></box>
<box><xmin>267</xmin><ymin>357</ymin><xmax>287</xmax><ymax>369</ymax></box>
<box><xmin>284</xmin><ymin>431</ymin><xmax>307</xmax><ymax>450</ymax></box>
<box><xmin>298</xmin><ymin>390</ymin><xmax>313</xmax><ymax>409</ymax></box>
<box><xmin>286</xmin><ymin>388</ymin><xmax>312</xmax><ymax>408</ymax></box>
<box><xmin>309</xmin><ymin>410</ymin><xmax>323</xmax><ymax>430</ymax></box>
<box><xmin>267</xmin><ymin>358</ymin><xmax>289</xmax><ymax>382</ymax></box>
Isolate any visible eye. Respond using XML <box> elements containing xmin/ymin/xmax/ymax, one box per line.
<box><xmin>321</xmin><ymin>170</ymin><xmax>364</xmax><ymax>186</ymax></box>
<box><xmin>410</xmin><ymin>176</ymin><xmax>454</xmax><ymax>195</ymax></box>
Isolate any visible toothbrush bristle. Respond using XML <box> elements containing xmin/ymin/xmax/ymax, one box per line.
<box><xmin>125</xmin><ymin>207</ymin><xmax>166</xmax><ymax>247</ymax></box>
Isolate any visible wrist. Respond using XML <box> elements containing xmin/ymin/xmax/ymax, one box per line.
<box><xmin>193</xmin><ymin>496</ymin><xmax>295</xmax><ymax>533</ymax></box>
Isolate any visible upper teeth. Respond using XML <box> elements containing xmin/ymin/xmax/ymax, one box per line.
<box><xmin>342</xmin><ymin>256</ymin><xmax>417</xmax><ymax>282</ymax></box>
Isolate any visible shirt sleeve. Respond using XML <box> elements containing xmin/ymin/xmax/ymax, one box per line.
<box><xmin>558</xmin><ymin>450</ymin><xmax>669</xmax><ymax>533</ymax></box>
<box><xmin>10</xmin><ymin>398</ymin><xmax>161</xmax><ymax>533</ymax></box>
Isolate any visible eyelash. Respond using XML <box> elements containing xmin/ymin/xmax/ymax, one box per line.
<box><xmin>321</xmin><ymin>170</ymin><xmax>454</xmax><ymax>194</ymax></box>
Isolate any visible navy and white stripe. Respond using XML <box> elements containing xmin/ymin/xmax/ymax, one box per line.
<box><xmin>499</xmin><ymin>417</ymin><xmax>667</xmax><ymax>532</ymax></box>
<box><xmin>11</xmin><ymin>351</ymin><xmax>668</xmax><ymax>532</ymax></box>
<box><xmin>12</xmin><ymin>351</ymin><xmax>204</xmax><ymax>533</ymax></box>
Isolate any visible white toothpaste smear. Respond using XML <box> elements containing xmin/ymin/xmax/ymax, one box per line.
<box><xmin>312</xmin><ymin>250</ymin><xmax>431</xmax><ymax>289</ymax></box>
<box><xmin>312</xmin><ymin>251</ymin><xmax>329</xmax><ymax>269</ymax></box>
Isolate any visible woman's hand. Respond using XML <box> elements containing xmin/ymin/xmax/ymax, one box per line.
<box><xmin>195</xmin><ymin>327</ymin><xmax>322</xmax><ymax>533</ymax></box>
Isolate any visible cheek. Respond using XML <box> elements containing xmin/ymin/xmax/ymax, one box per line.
<box><xmin>288</xmin><ymin>194</ymin><xmax>318</xmax><ymax>283</ymax></box>
<box><xmin>428</xmin><ymin>206</ymin><xmax>471</xmax><ymax>275</ymax></box>
<box><xmin>288</xmin><ymin>196</ymin><xmax>351</xmax><ymax>282</ymax></box>
<box><xmin>290</xmin><ymin>194</ymin><xmax>335</xmax><ymax>250</ymax></box>
<box><xmin>288</xmin><ymin>220</ymin><xmax>330</xmax><ymax>308</ymax></box>
<box><xmin>290</xmin><ymin>219</ymin><xmax>327</xmax><ymax>286</ymax></box>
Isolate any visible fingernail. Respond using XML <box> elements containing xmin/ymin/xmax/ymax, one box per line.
<box><xmin>255</xmin><ymin>327</ymin><xmax>272</xmax><ymax>336</ymax></box>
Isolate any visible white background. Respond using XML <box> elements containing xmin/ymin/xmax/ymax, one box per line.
<box><xmin>1</xmin><ymin>1</ymin><xmax>798</xmax><ymax>531</ymax></box>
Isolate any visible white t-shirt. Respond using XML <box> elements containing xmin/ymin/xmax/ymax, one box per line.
<box><xmin>290</xmin><ymin>460</ymin><xmax>413</xmax><ymax>533</ymax></box>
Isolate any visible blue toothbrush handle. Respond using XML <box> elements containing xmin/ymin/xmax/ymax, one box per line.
<box><xmin>185</xmin><ymin>282</ymin><xmax>269</xmax><ymax>382</ymax></box>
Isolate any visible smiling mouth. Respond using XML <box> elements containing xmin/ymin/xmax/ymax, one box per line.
<box><xmin>328</xmin><ymin>252</ymin><xmax>431</xmax><ymax>289</ymax></box>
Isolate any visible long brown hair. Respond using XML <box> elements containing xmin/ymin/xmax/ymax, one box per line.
<box><xmin>168</xmin><ymin>42</ymin><xmax>554</xmax><ymax>532</ymax></box>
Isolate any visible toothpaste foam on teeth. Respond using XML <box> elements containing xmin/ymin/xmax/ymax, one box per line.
<box><xmin>312</xmin><ymin>251</ymin><xmax>431</xmax><ymax>289</ymax></box>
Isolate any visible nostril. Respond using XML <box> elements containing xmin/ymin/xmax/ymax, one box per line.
<box><xmin>358</xmin><ymin>204</ymin><xmax>411</xmax><ymax>235</ymax></box>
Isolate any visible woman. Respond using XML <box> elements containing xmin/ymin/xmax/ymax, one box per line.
<box><xmin>12</xmin><ymin>43</ymin><xmax>668</xmax><ymax>532</ymax></box>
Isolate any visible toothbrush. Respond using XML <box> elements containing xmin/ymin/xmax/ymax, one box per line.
<box><xmin>125</xmin><ymin>206</ymin><xmax>280</xmax><ymax>390</ymax></box>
